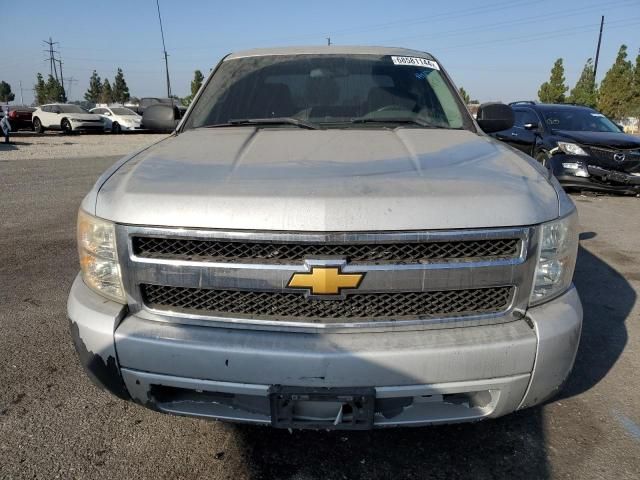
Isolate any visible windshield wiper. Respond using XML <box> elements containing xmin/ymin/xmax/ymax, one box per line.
<box><xmin>204</xmin><ymin>117</ymin><xmax>320</xmax><ymax>130</ymax></box>
<box><xmin>350</xmin><ymin>117</ymin><xmax>447</xmax><ymax>128</ymax></box>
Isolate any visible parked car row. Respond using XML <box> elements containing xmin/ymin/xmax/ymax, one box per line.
<box><xmin>2</xmin><ymin>103</ymin><xmax>146</xmax><ymax>134</ymax></box>
<box><xmin>3</xmin><ymin>95</ymin><xmax>638</xmax><ymax>195</ymax></box>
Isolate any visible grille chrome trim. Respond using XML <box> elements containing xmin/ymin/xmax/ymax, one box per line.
<box><xmin>132</xmin><ymin>235</ymin><xmax>520</xmax><ymax>264</ymax></box>
<box><xmin>116</xmin><ymin>226</ymin><xmax>537</xmax><ymax>332</ymax></box>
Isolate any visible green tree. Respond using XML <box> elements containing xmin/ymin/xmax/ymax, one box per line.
<box><xmin>568</xmin><ymin>58</ymin><xmax>597</xmax><ymax>108</ymax></box>
<box><xmin>112</xmin><ymin>68</ymin><xmax>130</xmax><ymax>103</ymax></box>
<box><xmin>191</xmin><ymin>70</ymin><xmax>204</xmax><ymax>97</ymax></box>
<box><xmin>84</xmin><ymin>70</ymin><xmax>102</xmax><ymax>103</ymax></box>
<box><xmin>100</xmin><ymin>78</ymin><xmax>113</xmax><ymax>104</ymax></box>
<box><xmin>45</xmin><ymin>74</ymin><xmax>66</xmax><ymax>103</ymax></box>
<box><xmin>538</xmin><ymin>58</ymin><xmax>568</xmax><ymax>103</ymax></box>
<box><xmin>182</xmin><ymin>70</ymin><xmax>205</xmax><ymax>105</ymax></box>
<box><xmin>597</xmin><ymin>45</ymin><xmax>634</xmax><ymax>119</ymax></box>
<box><xmin>458</xmin><ymin>86</ymin><xmax>470</xmax><ymax>104</ymax></box>
<box><xmin>631</xmin><ymin>49</ymin><xmax>640</xmax><ymax>116</ymax></box>
<box><xmin>34</xmin><ymin>73</ymin><xmax>47</xmax><ymax>105</ymax></box>
<box><xmin>0</xmin><ymin>81</ymin><xmax>15</xmax><ymax>103</ymax></box>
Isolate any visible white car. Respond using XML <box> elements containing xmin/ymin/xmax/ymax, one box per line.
<box><xmin>90</xmin><ymin>106</ymin><xmax>142</xmax><ymax>133</ymax></box>
<box><xmin>32</xmin><ymin>104</ymin><xmax>105</xmax><ymax>134</ymax></box>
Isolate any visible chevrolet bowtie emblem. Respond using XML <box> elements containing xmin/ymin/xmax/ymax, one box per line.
<box><xmin>288</xmin><ymin>267</ymin><xmax>365</xmax><ymax>295</ymax></box>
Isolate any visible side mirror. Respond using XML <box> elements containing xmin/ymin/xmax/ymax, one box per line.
<box><xmin>614</xmin><ymin>123</ymin><xmax>624</xmax><ymax>132</ymax></box>
<box><xmin>476</xmin><ymin>102</ymin><xmax>514</xmax><ymax>134</ymax></box>
<box><xmin>141</xmin><ymin>104</ymin><xmax>179</xmax><ymax>132</ymax></box>
<box><xmin>104</xmin><ymin>111</ymin><xmax>111</xmax><ymax>116</ymax></box>
<box><xmin>53</xmin><ymin>108</ymin><xmax>61</xmax><ymax>114</ymax></box>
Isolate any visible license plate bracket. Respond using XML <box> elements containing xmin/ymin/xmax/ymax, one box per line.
<box><xmin>269</xmin><ymin>386</ymin><xmax>375</xmax><ymax>430</ymax></box>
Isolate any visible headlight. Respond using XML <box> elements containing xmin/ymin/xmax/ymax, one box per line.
<box><xmin>530</xmin><ymin>210</ymin><xmax>579</xmax><ymax>306</ymax></box>
<box><xmin>77</xmin><ymin>210</ymin><xmax>126</xmax><ymax>303</ymax></box>
<box><xmin>557</xmin><ymin>142</ymin><xmax>588</xmax><ymax>156</ymax></box>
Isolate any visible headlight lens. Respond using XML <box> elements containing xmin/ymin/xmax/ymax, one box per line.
<box><xmin>77</xmin><ymin>210</ymin><xmax>126</xmax><ymax>303</ymax></box>
<box><xmin>557</xmin><ymin>142</ymin><xmax>588</xmax><ymax>156</ymax></box>
<box><xmin>530</xmin><ymin>211</ymin><xmax>579</xmax><ymax>305</ymax></box>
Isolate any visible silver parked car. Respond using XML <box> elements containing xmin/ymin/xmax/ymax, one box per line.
<box><xmin>69</xmin><ymin>46</ymin><xmax>582</xmax><ymax>430</ymax></box>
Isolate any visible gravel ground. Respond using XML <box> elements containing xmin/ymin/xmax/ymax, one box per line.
<box><xmin>0</xmin><ymin>146</ymin><xmax>639</xmax><ymax>479</ymax></box>
<box><xmin>0</xmin><ymin>132</ymin><xmax>168</xmax><ymax>161</ymax></box>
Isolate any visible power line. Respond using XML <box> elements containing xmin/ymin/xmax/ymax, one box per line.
<box><xmin>436</xmin><ymin>16</ymin><xmax>640</xmax><ymax>53</ymax></box>
<box><xmin>382</xmin><ymin>0</ymin><xmax>631</xmax><ymax>44</ymax></box>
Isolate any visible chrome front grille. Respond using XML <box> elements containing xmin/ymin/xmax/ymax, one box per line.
<box><xmin>117</xmin><ymin>226</ymin><xmax>536</xmax><ymax>331</ymax></box>
<box><xmin>132</xmin><ymin>236</ymin><xmax>519</xmax><ymax>264</ymax></box>
<box><xmin>142</xmin><ymin>284</ymin><xmax>514</xmax><ymax>322</ymax></box>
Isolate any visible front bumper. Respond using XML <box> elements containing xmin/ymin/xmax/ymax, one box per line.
<box><xmin>70</xmin><ymin>121</ymin><xmax>105</xmax><ymax>132</ymax></box>
<box><xmin>549</xmin><ymin>154</ymin><xmax>640</xmax><ymax>194</ymax></box>
<box><xmin>119</xmin><ymin>124</ymin><xmax>143</xmax><ymax>131</ymax></box>
<box><xmin>68</xmin><ymin>274</ymin><xmax>582</xmax><ymax>428</ymax></box>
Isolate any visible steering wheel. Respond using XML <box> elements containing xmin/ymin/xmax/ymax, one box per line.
<box><xmin>374</xmin><ymin>104</ymin><xmax>409</xmax><ymax>113</ymax></box>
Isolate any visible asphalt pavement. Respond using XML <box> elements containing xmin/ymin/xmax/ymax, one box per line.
<box><xmin>0</xmin><ymin>152</ymin><xmax>639</xmax><ymax>479</ymax></box>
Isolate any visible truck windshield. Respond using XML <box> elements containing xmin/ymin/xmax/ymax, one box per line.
<box><xmin>184</xmin><ymin>54</ymin><xmax>468</xmax><ymax>130</ymax></box>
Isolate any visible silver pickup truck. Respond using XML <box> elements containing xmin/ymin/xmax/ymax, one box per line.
<box><xmin>69</xmin><ymin>46</ymin><xmax>582</xmax><ymax>430</ymax></box>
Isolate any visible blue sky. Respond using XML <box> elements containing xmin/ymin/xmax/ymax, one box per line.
<box><xmin>2</xmin><ymin>0</ymin><xmax>639</xmax><ymax>105</ymax></box>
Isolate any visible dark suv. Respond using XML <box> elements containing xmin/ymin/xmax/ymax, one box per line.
<box><xmin>491</xmin><ymin>102</ymin><xmax>640</xmax><ymax>194</ymax></box>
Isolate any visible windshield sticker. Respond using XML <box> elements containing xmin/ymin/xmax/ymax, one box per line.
<box><xmin>391</xmin><ymin>56</ymin><xmax>440</xmax><ymax>70</ymax></box>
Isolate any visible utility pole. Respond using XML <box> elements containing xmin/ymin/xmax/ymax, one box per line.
<box><xmin>326</xmin><ymin>37</ymin><xmax>331</xmax><ymax>46</ymax></box>
<box><xmin>65</xmin><ymin>77</ymin><xmax>78</xmax><ymax>101</ymax></box>
<box><xmin>19</xmin><ymin>81</ymin><xmax>24</xmax><ymax>105</ymax></box>
<box><xmin>593</xmin><ymin>16</ymin><xmax>604</xmax><ymax>87</ymax></box>
<box><xmin>43</xmin><ymin>37</ymin><xmax>60</xmax><ymax>81</ymax></box>
<box><xmin>156</xmin><ymin>0</ymin><xmax>172</xmax><ymax>98</ymax></box>
<box><xmin>56</xmin><ymin>59</ymin><xmax>65</xmax><ymax>95</ymax></box>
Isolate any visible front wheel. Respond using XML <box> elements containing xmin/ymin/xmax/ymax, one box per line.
<box><xmin>111</xmin><ymin>122</ymin><xmax>121</xmax><ymax>134</ymax></box>
<box><xmin>61</xmin><ymin>118</ymin><xmax>72</xmax><ymax>134</ymax></box>
<box><xmin>33</xmin><ymin>117</ymin><xmax>44</xmax><ymax>134</ymax></box>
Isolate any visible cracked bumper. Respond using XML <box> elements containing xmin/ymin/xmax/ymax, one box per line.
<box><xmin>68</xmin><ymin>274</ymin><xmax>582</xmax><ymax>428</ymax></box>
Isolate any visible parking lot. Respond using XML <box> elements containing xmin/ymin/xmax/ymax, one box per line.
<box><xmin>1</xmin><ymin>134</ymin><xmax>639</xmax><ymax>479</ymax></box>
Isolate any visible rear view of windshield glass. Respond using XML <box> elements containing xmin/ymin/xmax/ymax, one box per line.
<box><xmin>184</xmin><ymin>54</ymin><xmax>466</xmax><ymax>129</ymax></box>
<box><xmin>543</xmin><ymin>109</ymin><xmax>620</xmax><ymax>133</ymax></box>
<box><xmin>58</xmin><ymin>105</ymin><xmax>88</xmax><ymax>114</ymax></box>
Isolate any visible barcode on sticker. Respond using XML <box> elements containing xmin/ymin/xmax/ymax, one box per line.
<box><xmin>390</xmin><ymin>56</ymin><xmax>440</xmax><ymax>70</ymax></box>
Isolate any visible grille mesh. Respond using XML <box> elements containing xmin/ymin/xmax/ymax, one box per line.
<box><xmin>141</xmin><ymin>284</ymin><xmax>513</xmax><ymax>323</ymax></box>
<box><xmin>133</xmin><ymin>236</ymin><xmax>519</xmax><ymax>264</ymax></box>
<box><xmin>589</xmin><ymin>147</ymin><xmax>640</xmax><ymax>163</ymax></box>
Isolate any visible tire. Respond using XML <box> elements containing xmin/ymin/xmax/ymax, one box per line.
<box><xmin>61</xmin><ymin>118</ymin><xmax>72</xmax><ymax>134</ymax></box>
<box><xmin>33</xmin><ymin>117</ymin><xmax>44</xmax><ymax>134</ymax></box>
<box><xmin>112</xmin><ymin>122</ymin><xmax>121</xmax><ymax>134</ymax></box>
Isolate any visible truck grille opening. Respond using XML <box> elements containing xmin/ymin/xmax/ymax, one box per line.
<box><xmin>141</xmin><ymin>284</ymin><xmax>514</xmax><ymax>323</ymax></box>
<box><xmin>132</xmin><ymin>236</ymin><xmax>520</xmax><ymax>264</ymax></box>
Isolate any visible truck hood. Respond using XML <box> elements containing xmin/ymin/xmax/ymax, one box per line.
<box><xmin>96</xmin><ymin>128</ymin><xmax>560</xmax><ymax>231</ymax></box>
